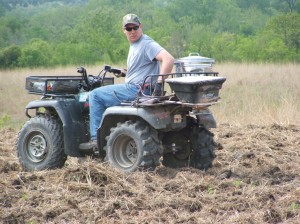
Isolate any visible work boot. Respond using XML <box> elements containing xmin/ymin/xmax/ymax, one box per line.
<box><xmin>79</xmin><ymin>139</ymin><xmax>97</xmax><ymax>151</ymax></box>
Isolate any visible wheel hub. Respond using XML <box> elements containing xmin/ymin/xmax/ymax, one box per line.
<box><xmin>125</xmin><ymin>140</ymin><xmax>137</xmax><ymax>163</ymax></box>
<box><xmin>164</xmin><ymin>133</ymin><xmax>192</xmax><ymax>160</ymax></box>
<box><xmin>113</xmin><ymin>136</ymin><xmax>138</xmax><ymax>168</ymax></box>
<box><xmin>27</xmin><ymin>133</ymin><xmax>47</xmax><ymax>162</ymax></box>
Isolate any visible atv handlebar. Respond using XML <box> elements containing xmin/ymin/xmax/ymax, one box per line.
<box><xmin>104</xmin><ymin>65</ymin><xmax>126</xmax><ymax>77</ymax></box>
<box><xmin>77</xmin><ymin>65</ymin><xmax>125</xmax><ymax>91</ymax></box>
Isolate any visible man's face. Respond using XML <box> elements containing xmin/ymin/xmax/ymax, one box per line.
<box><xmin>123</xmin><ymin>24</ymin><xmax>142</xmax><ymax>43</ymax></box>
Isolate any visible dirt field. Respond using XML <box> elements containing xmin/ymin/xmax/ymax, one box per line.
<box><xmin>1</xmin><ymin>63</ymin><xmax>299</xmax><ymax>223</ymax></box>
<box><xmin>1</xmin><ymin>123</ymin><xmax>299</xmax><ymax>224</ymax></box>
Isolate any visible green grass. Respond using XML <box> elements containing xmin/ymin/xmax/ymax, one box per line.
<box><xmin>0</xmin><ymin>114</ymin><xmax>12</xmax><ymax>128</ymax></box>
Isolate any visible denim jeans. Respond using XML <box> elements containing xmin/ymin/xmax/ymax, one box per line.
<box><xmin>89</xmin><ymin>83</ymin><xmax>141</xmax><ymax>140</ymax></box>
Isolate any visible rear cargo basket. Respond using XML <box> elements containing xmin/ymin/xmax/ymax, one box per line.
<box><xmin>166</xmin><ymin>76</ymin><xmax>226</xmax><ymax>104</ymax></box>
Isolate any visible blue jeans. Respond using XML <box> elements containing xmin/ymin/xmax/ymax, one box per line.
<box><xmin>89</xmin><ymin>83</ymin><xmax>141</xmax><ymax>140</ymax></box>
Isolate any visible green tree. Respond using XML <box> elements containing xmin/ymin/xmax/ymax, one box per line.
<box><xmin>0</xmin><ymin>45</ymin><xmax>21</xmax><ymax>68</ymax></box>
<box><xmin>0</xmin><ymin>5</ymin><xmax>5</xmax><ymax>17</ymax></box>
<box><xmin>0</xmin><ymin>0</ymin><xmax>299</xmax><ymax>67</ymax></box>
<box><xmin>211</xmin><ymin>0</ymin><xmax>242</xmax><ymax>33</ymax></box>
<box><xmin>270</xmin><ymin>0</ymin><xmax>300</xmax><ymax>13</ymax></box>
<box><xmin>211</xmin><ymin>33</ymin><xmax>239</xmax><ymax>61</ymax></box>
<box><xmin>239</xmin><ymin>6</ymin><xmax>269</xmax><ymax>36</ymax></box>
<box><xmin>266</xmin><ymin>13</ymin><xmax>300</xmax><ymax>52</ymax></box>
<box><xmin>186</xmin><ymin>24</ymin><xmax>215</xmax><ymax>58</ymax></box>
<box><xmin>18</xmin><ymin>39</ymin><xmax>53</xmax><ymax>67</ymax></box>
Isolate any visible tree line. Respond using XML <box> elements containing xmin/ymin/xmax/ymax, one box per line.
<box><xmin>0</xmin><ymin>0</ymin><xmax>299</xmax><ymax>68</ymax></box>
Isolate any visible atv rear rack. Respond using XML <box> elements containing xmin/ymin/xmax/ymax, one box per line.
<box><xmin>122</xmin><ymin>98</ymin><xmax>219</xmax><ymax>109</ymax></box>
<box><xmin>136</xmin><ymin>72</ymin><xmax>225</xmax><ymax>107</ymax></box>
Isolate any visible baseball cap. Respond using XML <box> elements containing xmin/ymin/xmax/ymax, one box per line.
<box><xmin>122</xmin><ymin>14</ymin><xmax>140</xmax><ymax>27</ymax></box>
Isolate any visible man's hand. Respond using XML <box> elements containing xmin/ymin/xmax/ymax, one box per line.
<box><xmin>153</xmin><ymin>82</ymin><xmax>163</xmax><ymax>96</ymax></box>
<box><xmin>114</xmin><ymin>69</ymin><xmax>127</xmax><ymax>78</ymax></box>
<box><xmin>120</xmin><ymin>69</ymin><xmax>127</xmax><ymax>77</ymax></box>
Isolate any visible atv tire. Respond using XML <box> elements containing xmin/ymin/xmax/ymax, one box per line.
<box><xmin>17</xmin><ymin>115</ymin><xmax>67</xmax><ymax>171</ymax></box>
<box><xmin>105</xmin><ymin>120</ymin><xmax>161</xmax><ymax>172</ymax></box>
<box><xmin>162</xmin><ymin>125</ymin><xmax>215</xmax><ymax>170</ymax></box>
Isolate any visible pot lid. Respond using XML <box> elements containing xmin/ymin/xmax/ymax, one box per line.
<box><xmin>178</xmin><ymin>52</ymin><xmax>215</xmax><ymax>63</ymax></box>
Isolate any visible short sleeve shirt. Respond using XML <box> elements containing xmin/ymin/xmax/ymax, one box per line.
<box><xmin>125</xmin><ymin>34</ymin><xmax>163</xmax><ymax>85</ymax></box>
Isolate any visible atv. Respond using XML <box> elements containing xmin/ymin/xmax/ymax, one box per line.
<box><xmin>17</xmin><ymin>64</ymin><xmax>226</xmax><ymax>172</ymax></box>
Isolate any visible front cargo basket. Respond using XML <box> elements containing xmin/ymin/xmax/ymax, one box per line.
<box><xmin>26</xmin><ymin>76</ymin><xmax>83</xmax><ymax>95</ymax></box>
<box><xmin>26</xmin><ymin>76</ymin><xmax>114</xmax><ymax>96</ymax></box>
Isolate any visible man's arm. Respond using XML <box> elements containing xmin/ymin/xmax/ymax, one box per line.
<box><xmin>155</xmin><ymin>49</ymin><xmax>174</xmax><ymax>83</ymax></box>
<box><xmin>152</xmin><ymin>49</ymin><xmax>174</xmax><ymax>96</ymax></box>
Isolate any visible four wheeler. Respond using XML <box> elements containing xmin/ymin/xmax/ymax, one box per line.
<box><xmin>17</xmin><ymin>64</ymin><xmax>226</xmax><ymax>172</ymax></box>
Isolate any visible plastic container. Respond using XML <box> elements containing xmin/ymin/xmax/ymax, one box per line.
<box><xmin>166</xmin><ymin>76</ymin><xmax>226</xmax><ymax>104</ymax></box>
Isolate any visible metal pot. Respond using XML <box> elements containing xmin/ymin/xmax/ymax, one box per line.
<box><xmin>175</xmin><ymin>52</ymin><xmax>215</xmax><ymax>73</ymax></box>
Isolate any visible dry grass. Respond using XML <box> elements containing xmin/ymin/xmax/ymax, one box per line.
<box><xmin>0</xmin><ymin>63</ymin><xmax>300</xmax><ymax>223</ymax></box>
<box><xmin>1</xmin><ymin>63</ymin><xmax>299</xmax><ymax>128</ymax></box>
<box><xmin>0</xmin><ymin>66</ymin><xmax>120</xmax><ymax>128</ymax></box>
<box><xmin>212</xmin><ymin>63</ymin><xmax>300</xmax><ymax>126</ymax></box>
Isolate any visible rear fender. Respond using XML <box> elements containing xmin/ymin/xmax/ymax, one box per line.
<box><xmin>97</xmin><ymin>106</ymin><xmax>187</xmax><ymax>152</ymax></box>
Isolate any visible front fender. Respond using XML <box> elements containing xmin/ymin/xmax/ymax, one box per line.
<box><xmin>25</xmin><ymin>99</ymin><xmax>86</xmax><ymax>157</ymax></box>
<box><xmin>26</xmin><ymin>99</ymin><xmax>61</xmax><ymax>116</ymax></box>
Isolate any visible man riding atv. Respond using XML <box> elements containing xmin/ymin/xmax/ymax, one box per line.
<box><xmin>17</xmin><ymin>14</ymin><xmax>226</xmax><ymax>173</ymax></box>
<box><xmin>79</xmin><ymin>13</ymin><xmax>174</xmax><ymax>151</ymax></box>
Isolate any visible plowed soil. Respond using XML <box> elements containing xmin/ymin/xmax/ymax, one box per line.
<box><xmin>1</xmin><ymin>124</ymin><xmax>300</xmax><ymax>224</ymax></box>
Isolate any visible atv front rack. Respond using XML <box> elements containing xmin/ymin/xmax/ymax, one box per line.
<box><xmin>26</xmin><ymin>76</ymin><xmax>114</xmax><ymax>96</ymax></box>
<box><xmin>26</xmin><ymin>76</ymin><xmax>83</xmax><ymax>95</ymax></box>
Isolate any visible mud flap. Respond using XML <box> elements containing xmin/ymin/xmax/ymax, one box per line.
<box><xmin>196</xmin><ymin>111</ymin><xmax>216</xmax><ymax>129</ymax></box>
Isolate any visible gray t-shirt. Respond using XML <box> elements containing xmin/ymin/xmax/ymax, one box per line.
<box><xmin>125</xmin><ymin>34</ymin><xmax>163</xmax><ymax>85</ymax></box>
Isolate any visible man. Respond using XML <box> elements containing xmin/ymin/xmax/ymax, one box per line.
<box><xmin>79</xmin><ymin>13</ymin><xmax>174</xmax><ymax>150</ymax></box>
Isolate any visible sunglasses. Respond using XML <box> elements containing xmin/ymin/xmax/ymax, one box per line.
<box><xmin>125</xmin><ymin>26</ymin><xmax>140</xmax><ymax>32</ymax></box>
